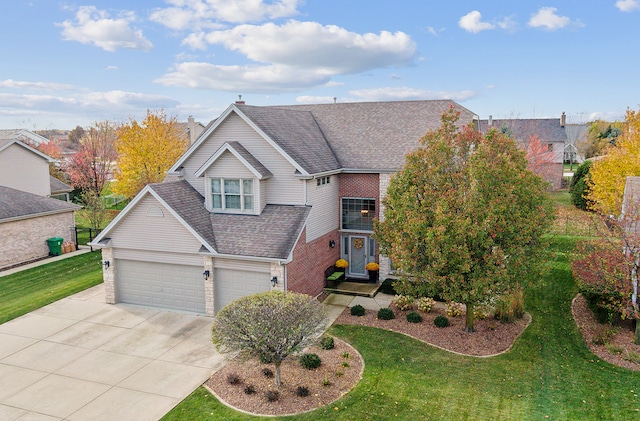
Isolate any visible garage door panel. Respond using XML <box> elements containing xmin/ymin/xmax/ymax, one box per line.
<box><xmin>116</xmin><ymin>260</ymin><xmax>205</xmax><ymax>314</ymax></box>
<box><xmin>215</xmin><ymin>268</ymin><xmax>271</xmax><ymax>312</ymax></box>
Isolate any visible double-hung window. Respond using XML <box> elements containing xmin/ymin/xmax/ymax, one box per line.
<box><xmin>211</xmin><ymin>178</ymin><xmax>254</xmax><ymax>211</ymax></box>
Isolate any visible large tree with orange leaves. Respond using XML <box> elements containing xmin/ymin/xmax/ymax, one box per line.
<box><xmin>375</xmin><ymin>107</ymin><xmax>555</xmax><ymax>332</ymax></box>
<box><xmin>112</xmin><ymin>110</ymin><xmax>189</xmax><ymax>198</ymax></box>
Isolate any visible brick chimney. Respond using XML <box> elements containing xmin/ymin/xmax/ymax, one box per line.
<box><xmin>236</xmin><ymin>94</ymin><xmax>245</xmax><ymax>105</ymax></box>
<box><xmin>560</xmin><ymin>112</ymin><xmax>566</xmax><ymax>127</ymax></box>
<box><xmin>488</xmin><ymin>115</ymin><xmax>493</xmax><ymax>127</ymax></box>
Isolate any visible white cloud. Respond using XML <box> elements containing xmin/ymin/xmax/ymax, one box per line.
<box><xmin>155</xmin><ymin>62</ymin><xmax>332</xmax><ymax>92</ymax></box>
<box><xmin>497</xmin><ymin>15</ymin><xmax>517</xmax><ymax>31</ymax></box>
<box><xmin>588</xmin><ymin>110</ymin><xmax>625</xmax><ymax>121</ymax></box>
<box><xmin>348</xmin><ymin>87</ymin><xmax>477</xmax><ymax>102</ymax></box>
<box><xmin>150</xmin><ymin>0</ymin><xmax>302</xmax><ymax>30</ymax></box>
<box><xmin>57</xmin><ymin>6</ymin><xmax>153</xmax><ymax>52</ymax></box>
<box><xmin>197</xmin><ymin>21</ymin><xmax>416</xmax><ymax>73</ymax></box>
<box><xmin>159</xmin><ymin>21</ymin><xmax>416</xmax><ymax>92</ymax></box>
<box><xmin>105</xmin><ymin>66</ymin><xmax>119</xmax><ymax>71</ymax></box>
<box><xmin>295</xmin><ymin>95</ymin><xmax>339</xmax><ymax>104</ymax></box>
<box><xmin>528</xmin><ymin>7</ymin><xmax>577</xmax><ymax>30</ymax></box>
<box><xmin>0</xmin><ymin>79</ymin><xmax>77</xmax><ymax>91</ymax></box>
<box><xmin>459</xmin><ymin>11</ymin><xmax>495</xmax><ymax>33</ymax></box>
<box><xmin>616</xmin><ymin>0</ymin><xmax>640</xmax><ymax>12</ymax></box>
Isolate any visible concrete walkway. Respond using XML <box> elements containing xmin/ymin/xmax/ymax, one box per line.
<box><xmin>323</xmin><ymin>292</ymin><xmax>395</xmax><ymax>325</ymax></box>
<box><xmin>0</xmin><ymin>284</ymin><xmax>224</xmax><ymax>421</ymax></box>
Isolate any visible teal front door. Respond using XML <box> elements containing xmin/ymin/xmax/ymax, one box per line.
<box><xmin>348</xmin><ymin>236</ymin><xmax>367</xmax><ymax>277</ymax></box>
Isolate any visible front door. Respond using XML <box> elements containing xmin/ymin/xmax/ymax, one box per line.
<box><xmin>348</xmin><ymin>235</ymin><xmax>368</xmax><ymax>277</ymax></box>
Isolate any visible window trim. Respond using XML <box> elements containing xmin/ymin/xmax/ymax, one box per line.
<box><xmin>210</xmin><ymin>177</ymin><xmax>255</xmax><ymax>213</ymax></box>
<box><xmin>340</xmin><ymin>197</ymin><xmax>376</xmax><ymax>233</ymax></box>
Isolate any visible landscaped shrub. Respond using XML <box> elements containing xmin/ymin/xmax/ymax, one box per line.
<box><xmin>473</xmin><ymin>304</ymin><xmax>491</xmax><ymax>320</ymax></box>
<box><xmin>393</xmin><ymin>295</ymin><xmax>414</xmax><ymax>311</ymax></box>
<box><xmin>262</xmin><ymin>368</ymin><xmax>274</xmax><ymax>378</ymax></box>
<box><xmin>350</xmin><ymin>304</ymin><xmax>365</xmax><ymax>316</ymax></box>
<box><xmin>434</xmin><ymin>315</ymin><xmax>450</xmax><ymax>328</ymax></box>
<box><xmin>406</xmin><ymin>311</ymin><xmax>422</xmax><ymax>323</ymax></box>
<box><xmin>266</xmin><ymin>390</ymin><xmax>280</xmax><ymax>402</ymax></box>
<box><xmin>377</xmin><ymin>307</ymin><xmax>395</xmax><ymax>320</ymax></box>
<box><xmin>300</xmin><ymin>353</ymin><xmax>322</xmax><ymax>369</ymax></box>
<box><xmin>226</xmin><ymin>373</ymin><xmax>241</xmax><ymax>385</ymax></box>
<box><xmin>319</xmin><ymin>336</ymin><xmax>335</xmax><ymax>350</ymax></box>
<box><xmin>322</xmin><ymin>378</ymin><xmax>332</xmax><ymax>386</ymax></box>
<box><xmin>416</xmin><ymin>297</ymin><xmax>436</xmax><ymax>313</ymax></box>
<box><xmin>296</xmin><ymin>386</ymin><xmax>310</xmax><ymax>397</ymax></box>
<box><xmin>494</xmin><ymin>290</ymin><xmax>525</xmax><ymax>322</ymax></box>
<box><xmin>446</xmin><ymin>302</ymin><xmax>464</xmax><ymax>317</ymax></box>
<box><xmin>244</xmin><ymin>385</ymin><xmax>256</xmax><ymax>394</ymax></box>
<box><xmin>380</xmin><ymin>278</ymin><xmax>397</xmax><ymax>295</ymax></box>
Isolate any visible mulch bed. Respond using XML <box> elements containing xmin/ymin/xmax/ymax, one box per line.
<box><xmin>334</xmin><ymin>304</ymin><xmax>531</xmax><ymax>357</ymax></box>
<box><xmin>571</xmin><ymin>294</ymin><xmax>640</xmax><ymax>371</ymax></box>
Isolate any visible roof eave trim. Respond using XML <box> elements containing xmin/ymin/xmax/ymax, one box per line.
<box><xmin>0</xmin><ymin>207</ymin><xmax>78</xmax><ymax>224</ymax></box>
<box><xmin>194</xmin><ymin>142</ymin><xmax>271</xmax><ymax>180</ymax></box>
<box><xmin>197</xmin><ymin>250</ymin><xmax>287</xmax><ymax>264</ymax></box>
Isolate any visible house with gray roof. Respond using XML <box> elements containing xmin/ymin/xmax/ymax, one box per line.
<box><xmin>0</xmin><ymin>138</ymin><xmax>78</xmax><ymax>269</ymax></box>
<box><xmin>479</xmin><ymin>114</ymin><xmax>567</xmax><ymax>190</ymax></box>
<box><xmin>91</xmin><ymin>100</ymin><xmax>478</xmax><ymax>316</ymax></box>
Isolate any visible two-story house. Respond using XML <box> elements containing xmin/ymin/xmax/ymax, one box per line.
<box><xmin>0</xmin><ymin>136</ymin><xmax>79</xmax><ymax>269</ymax></box>
<box><xmin>91</xmin><ymin>100</ymin><xmax>478</xmax><ymax>316</ymax></box>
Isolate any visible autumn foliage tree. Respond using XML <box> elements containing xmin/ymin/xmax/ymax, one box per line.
<box><xmin>64</xmin><ymin>121</ymin><xmax>118</xmax><ymax>197</ymax></box>
<box><xmin>211</xmin><ymin>291</ymin><xmax>327</xmax><ymax>386</ymax></box>
<box><xmin>375</xmin><ymin>107</ymin><xmax>555</xmax><ymax>332</ymax></box>
<box><xmin>587</xmin><ymin>107</ymin><xmax>640</xmax><ymax>215</ymax></box>
<box><xmin>113</xmin><ymin>110</ymin><xmax>188</xmax><ymax>198</ymax></box>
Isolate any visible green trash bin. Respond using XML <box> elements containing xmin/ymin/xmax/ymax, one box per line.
<box><xmin>46</xmin><ymin>237</ymin><xmax>64</xmax><ymax>256</ymax></box>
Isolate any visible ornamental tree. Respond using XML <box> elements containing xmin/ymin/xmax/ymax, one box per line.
<box><xmin>113</xmin><ymin>109</ymin><xmax>188</xmax><ymax>198</ymax></box>
<box><xmin>587</xmin><ymin>107</ymin><xmax>640</xmax><ymax>215</ymax></box>
<box><xmin>375</xmin><ymin>107</ymin><xmax>555</xmax><ymax>332</ymax></box>
<box><xmin>211</xmin><ymin>291</ymin><xmax>327</xmax><ymax>386</ymax></box>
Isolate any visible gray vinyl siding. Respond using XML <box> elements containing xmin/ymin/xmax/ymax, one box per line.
<box><xmin>109</xmin><ymin>194</ymin><xmax>203</xmax><ymax>254</ymax></box>
<box><xmin>305</xmin><ymin>177</ymin><xmax>339</xmax><ymax>242</ymax></box>
<box><xmin>0</xmin><ymin>144</ymin><xmax>50</xmax><ymax>197</ymax></box>
<box><xmin>113</xmin><ymin>248</ymin><xmax>203</xmax><ymax>266</ymax></box>
<box><xmin>181</xmin><ymin>113</ymin><xmax>305</xmax><ymax>205</ymax></box>
<box><xmin>204</xmin><ymin>151</ymin><xmax>263</xmax><ymax>213</ymax></box>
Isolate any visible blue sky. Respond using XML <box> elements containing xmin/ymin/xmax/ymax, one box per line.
<box><xmin>1</xmin><ymin>0</ymin><xmax>639</xmax><ymax>129</ymax></box>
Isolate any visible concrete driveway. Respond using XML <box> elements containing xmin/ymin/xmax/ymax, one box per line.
<box><xmin>0</xmin><ymin>284</ymin><xmax>225</xmax><ymax>421</ymax></box>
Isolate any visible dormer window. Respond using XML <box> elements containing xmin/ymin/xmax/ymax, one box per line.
<box><xmin>211</xmin><ymin>178</ymin><xmax>254</xmax><ymax>211</ymax></box>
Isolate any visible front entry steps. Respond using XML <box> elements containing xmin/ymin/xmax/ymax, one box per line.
<box><xmin>324</xmin><ymin>281</ymin><xmax>380</xmax><ymax>298</ymax></box>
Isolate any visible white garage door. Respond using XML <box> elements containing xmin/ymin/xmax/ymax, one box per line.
<box><xmin>215</xmin><ymin>268</ymin><xmax>271</xmax><ymax>312</ymax></box>
<box><xmin>116</xmin><ymin>260</ymin><xmax>206</xmax><ymax>314</ymax></box>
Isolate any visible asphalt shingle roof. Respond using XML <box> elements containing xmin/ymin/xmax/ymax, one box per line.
<box><xmin>50</xmin><ymin>176</ymin><xmax>73</xmax><ymax>194</ymax></box>
<box><xmin>266</xmin><ymin>100</ymin><xmax>478</xmax><ymax>171</ymax></box>
<box><xmin>478</xmin><ymin>118</ymin><xmax>567</xmax><ymax>143</ymax></box>
<box><xmin>149</xmin><ymin>180</ymin><xmax>309</xmax><ymax>259</ymax></box>
<box><xmin>0</xmin><ymin>185</ymin><xmax>80</xmax><ymax>221</ymax></box>
<box><xmin>226</xmin><ymin>141</ymin><xmax>273</xmax><ymax>179</ymax></box>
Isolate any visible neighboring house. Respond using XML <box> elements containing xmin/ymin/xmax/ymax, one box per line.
<box><xmin>0</xmin><ymin>129</ymin><xmax>50</xmax><ymax>148</ymax></box>
<box><xmin>479</xmin><ymin>114</ymin><xmax>566</xmax><ymax>190</ymax></box>
<box><xmin>0</xmin><ymin>137</ymin><xmax>78</xmax><ymax>269</ymax></box>
<box><xmin>0</xmin><ymin>186</ymin><xmax>80</xmax><ymax>269</ymax></box>
<box><xmin>564</xmin><ymin>123</ymin><xmax>588</xmax><ymax>165</ymax></box>
<box><xmin>91</xmin><ymin>99</ymin><xmax>478</xmax><ymax>316</ymax></box>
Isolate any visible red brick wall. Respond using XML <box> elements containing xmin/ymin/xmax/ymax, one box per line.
<box><xmin>338</xmin><ymin>173</ymin><xmax>380</xmax><ymax>218</ymax></box>
<box><xmin>286</xmin><ymin>228</ymin><xmax>340</xmax><ymax>297</ymax></box>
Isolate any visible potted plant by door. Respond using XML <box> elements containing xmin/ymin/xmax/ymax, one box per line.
<box><xmin>365</xmin><ymin>262</ymin><xmax>379</xmax><ymax>283</ymax></box>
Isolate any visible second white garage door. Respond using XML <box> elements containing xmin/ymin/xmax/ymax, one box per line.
<box><xmin>214</xmin><ymin>268</ymin><xmax>271</xmax><ymax>312</ymax></box>
<box><xmin>116</xmin><ymin>260</ymin><xmax>206</xmax><ymax>314</ymax></box>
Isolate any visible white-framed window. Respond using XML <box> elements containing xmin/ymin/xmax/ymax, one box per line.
<box><xmin>211</xmin><ymin>178</ymin><xmax>254</xmax><ymax>211</ymax></box>
<box><xmin>341</xmin><ymin>197</ymin><xmax>375</xmax><ymax>232</ymax></box>
<box><xmin>316</xmin><ymin>176</ymin><xmax>331</xmax><ymax>186</ymax></box>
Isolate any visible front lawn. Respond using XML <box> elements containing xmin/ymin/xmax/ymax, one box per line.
<box><xmin>0</xmin><ymin>252</ymin><xmax>103</xmax><ymax>324</ymax></box>
<box><xmin>163</xmin><ymin>235</ymin><xmax>640</xmax><ymax>420</ymax></box>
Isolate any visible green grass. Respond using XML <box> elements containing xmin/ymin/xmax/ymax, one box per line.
<box><xmin>0</xmin><ymin>252</ymin><xmax>103</xmax><ymax>324</ymax></box>
<box><xmin>549</xmin><ymin>190</ymin><xmax>572</xmax><ymax>208</ymax></box>
<box><xmin>163</xmin><ymin>235</ymin><xmax>640</xmax><ymax>420</ymax></box>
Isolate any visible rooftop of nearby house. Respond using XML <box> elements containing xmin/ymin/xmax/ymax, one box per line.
<box><xmin>0</xmin><ymin>129</ymin><xmax>50</xmax><ymax>147</ymax></box>
<box><xmin>478</xmin><ymin>116</ymin><xmax>568</xmax><ymax>143</ymax></box>
<box><xmin>0</xmin><ymin>185</ymin><xmax>80</xmax><ymax>221</ymax></box>
<box><xmin>233</xmin><ymin>100</ymin><xmax>479</xmax><ymax>173</ymax></box>
<box><xmin>50</xmin><ymin>176</ymin><xmax>73</xmax><ymax>195</ymax></box>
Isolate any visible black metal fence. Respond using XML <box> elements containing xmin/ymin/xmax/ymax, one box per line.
<box><xmin>75</xmin><ymin>227</ymin><xmax>102</xmax><ymax>250</ymax></box>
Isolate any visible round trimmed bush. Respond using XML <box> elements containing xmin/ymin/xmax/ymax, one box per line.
<box><xmin>434</xmin><ymin>315</ymin><xmax>450</xmax><ymax>328</ymax></box>
<box><xmin>380</xmin><ymin>279</ymin><xmax>397</xmax><ymax>295</ymax></box>
<box><xmin>406</xmin><ymin>311</ymin><xmax>422</xmax><ymax>323</ymax></box>
<box><xmin>350</xmin><ymin>304</ymin><xmax>365</xmax><ymax>316</ymax></box>
<box><xmin>377</xmin><ymin>307</ymin><xmax>395</xmax><ymax>320</ymax></box>
<box><xmin>300</xmin><ymin>353</ymin><xmax>322</xmax><ymax>369</ymax></box>
<box><xmin>296</xmin><ymin>386</ymin><xmax>310</xmax><ymax>397</ymax></box>
<box><xmin>319</xmin><ymin>336</ymin><xmax>335</xmax><ymax>350</ymax></box>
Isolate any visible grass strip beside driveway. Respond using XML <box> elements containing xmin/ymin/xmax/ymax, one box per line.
<box><xmin>0</xmin><ymin>252</ymin><xmax>103</xmax><ymax>324</ymax></box>
<box><xmin>162</xmin><ymin>235</ymin><xmax>640</xmax><ymax>420</ymax></box>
